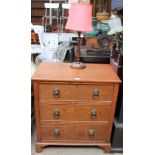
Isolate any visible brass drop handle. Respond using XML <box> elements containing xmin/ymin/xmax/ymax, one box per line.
<box><xmin>54</xmin><ymin>128</ymin><xmax>60</xmax><ymax>137</ymax></box>
<box><xmin>53</xmin><ymin>88</ymin><xmax>60</xmax><ymax>98</ymax></box>
<box><xmin>91</xmin><ymin>109</ymin><xmax>97</xmax><ymax>119</ymax></box>
<box><xmin>53</xmin><ymin>109</ymin><xmax>60</xmax><ymax>119</ymax></box>
<box><xmin>92</xmin><ymin>89</ymin><xmax>99</xmax><ymax>99</ymax></box>
<box><xmin>88</xmin><ymin>129</ymin><xmax>95</xmax><ymax>137</ymax></box>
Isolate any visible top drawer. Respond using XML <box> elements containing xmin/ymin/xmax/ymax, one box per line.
<box><xmin>39</xmin><ymin>83</ymin><xmax>114</xmax><ymax>101</ymax></box>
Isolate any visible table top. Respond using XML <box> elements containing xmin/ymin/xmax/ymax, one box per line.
<box><xmin>32</xmin><ymin>62</ymin><xmax>121</xmax><ymax>83</ymax></box>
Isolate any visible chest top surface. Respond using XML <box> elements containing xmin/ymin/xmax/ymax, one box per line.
<box><xmin>32</xmin><ymin>63</ymin><xmax>121</xmax><ymax>83</ymax></box>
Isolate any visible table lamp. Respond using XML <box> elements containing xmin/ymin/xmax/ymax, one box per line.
<box><xmin>65</xmin><ymin>3</ymin><xmax>92</xmax><ymax>69</ymax></box>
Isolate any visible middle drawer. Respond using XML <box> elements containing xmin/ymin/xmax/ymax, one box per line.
<box><xmin>40</xmin><ymin>101</ymin><xmax>111</xmax><ymax>122</ymax></box>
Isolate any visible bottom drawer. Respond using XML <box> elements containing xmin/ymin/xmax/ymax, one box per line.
<box><xmin>41</xmin><ymin>122</ymin><xmax>108</xmax><ymax>142</ymax></box>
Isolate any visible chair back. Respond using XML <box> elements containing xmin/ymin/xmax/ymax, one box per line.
<box><xmin>42</xmin><ymin>33</ymin><xmax>59</xmax><ymax>51</ymax></box>
<box><xmin>44</xmin><ymin>3</ymin><xmax>59</xmax><ymax>9</ymax></box>
<box><xmin>62</xmin><ymin>3</ymin><xmax>71</xmax><ymax>9</ymax></box>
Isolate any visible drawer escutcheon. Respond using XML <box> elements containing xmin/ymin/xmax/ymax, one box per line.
<box><xmin>88</xmin><ymin>129</ymin><xmax>95</xmax><ymax>137</ymax></box>
<box><xmin>53</xmin><ymin>109</ymin><xmax>60</xmax><ymax>119</ymax></box>
<box><xmin>92</xmin><ymin>89</ymin><xmax>100</xmax><ymax>99</ymax></box>
<box><xmin>91</xmin><ymin>109</ymin><xmax>97</xmax><ymax>119</ymax></box>
<box><xmin>53</xmin><ymin>88</ymin><xmax>60</xmax><ymax>98</ymax></box>
<box><xmin>53</xmin><ymin>128</ymin><xmax>60</xmax><ymax>137</ymax></box>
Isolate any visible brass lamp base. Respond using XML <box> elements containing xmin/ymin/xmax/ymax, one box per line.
<box><xmin>70</xmin><ymin>62</ymin><xmax>86</xmax><ymax>69</ymax></box>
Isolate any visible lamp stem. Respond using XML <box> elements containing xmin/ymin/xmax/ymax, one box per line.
<box><xmin>76</xmin><ymin>31</ymin><xmax>81</xmax><ymax>63</ymax></box>
<box><xmin>70</xmin><ymin>31</ymin><xmax>85</xmax><ymax>69</ymax></box>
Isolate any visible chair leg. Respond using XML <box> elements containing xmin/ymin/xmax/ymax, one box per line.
<box><xmin>45</xmin><ymin>18</ymin><xmax>48</xmax><ymax>32</ymax></box>
<box><xmin>51</xmin><ymin>18</ymin><xmax>53</xmax><ymax>32</ymax></box>
<box><xmin>62</xmin><ymin>18</ymin><xmax>64</xmax><ymax>32</ymax></box>
<box><xmin>59</xmin><ymin>17</ymin><xmax>62</xmax><ymax>32</ymax></box>
<box><xmin>57</xmin><ymin>17</ymin><xmax>59</xmax><ymax>32</ymax></box>
<box><xmin>42</xmin><ymin>17</ymin><xmax>45</xmax><ymax>32</ymax></box>
<box><xmin>42</xmin><ymin>17</ymin><xmax>44</xmax><ymax>26</ymax></box>
<box><xmin>60</xmin><ymin>17</ymin><xmax>62</xmax><ymax>32</ymax></box>
<box><xmin>44</xmin><ymin>8</ymin><xmax>48</xmax><ymax>32</ymax></box>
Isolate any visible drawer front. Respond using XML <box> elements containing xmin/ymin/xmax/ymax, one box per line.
<box><xmin>39</xmin><ymin>83</ymin><xmax>113</xmax><ymax>101</ymax></box>
<box><xmin>40</xmin><ymin>102</ymin><xmax>111</xmax><ymax>121</ymax></box>
<box><xmin>41</xmin><ymin>122</ymin><xmax>108</xmax><ymax>142</ymax></box>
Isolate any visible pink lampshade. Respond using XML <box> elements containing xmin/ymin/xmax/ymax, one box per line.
<box><xmin>65</xmin><ymin>3</ymin><xmax>93</xmax><ymax>32</ymax></box>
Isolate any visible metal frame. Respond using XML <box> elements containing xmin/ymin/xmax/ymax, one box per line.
<box><xmin>42</xmin><ymin>3</ymin><xmax>60</xmax><ymax>32</ymax></box>
<box><xmin>60</xmin><ymin>3</ymin><xmax>71</xmax><ymax>32</ymax></box>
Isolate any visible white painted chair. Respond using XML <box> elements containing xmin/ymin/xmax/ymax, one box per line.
<box><xmin>42</xmin><ymin>3</ymin><xmax>59</xmax><ymax>32</ymax></box>
<box><xmin>60</xmin><ymin>3</ymin><xmax>71</xmax><ymax>32</ymax></box>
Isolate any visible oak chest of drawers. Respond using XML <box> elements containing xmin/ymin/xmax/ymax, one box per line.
<box><xmin>32</xmin><ymin>63</ymin><xmax>121</xmax><ymax>153</ymax></box>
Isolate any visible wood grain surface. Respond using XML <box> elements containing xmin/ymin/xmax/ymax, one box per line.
<box><xmin>32</xmin><ymin>63</ymin><xmax>121</xmax><ymax>83</ymax></box>
<box><xmin>32</xmin><ymin>63</ymin><xmax>121</xmax><ymax>153</ymax></box>
<box><xmin>39</xmin><ymin>83</ymin><xmax>114</xmax><ymax>101</ymax></box>
<box><xmin>40</xmin><ymin>122</ymin><xmax>108</xmax><ymax>142</ymax></box>
<box><xmin>40</xmin><ymin>101</ymin><xmax>111</xmax><ymax>121</ymax></box>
